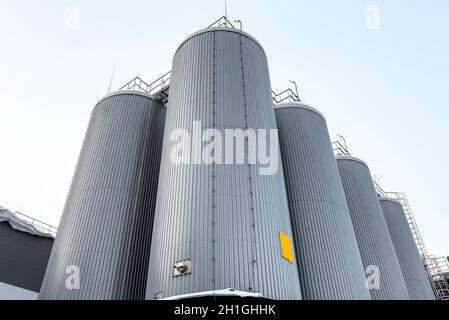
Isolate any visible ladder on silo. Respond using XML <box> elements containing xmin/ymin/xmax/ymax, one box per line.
<box><xmin>424</xmin><ymin>255</ymin><xmax>449</xmax><ymax>300</ymax></box>
<box><xmin>330</xmin><ymin>138</ymin><xmax>449</xmax><ymax>300</ymax></box>
<box><xmin>372</xmin><ymin>182</ymin><xmax>449</xmax><ymax>300</ymax></box>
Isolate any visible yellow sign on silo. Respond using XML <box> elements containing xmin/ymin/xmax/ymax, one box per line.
<box><xmin>279</xmin><ymin>231</ymin><xmax>293</xmax><ymax>263</ymax></box>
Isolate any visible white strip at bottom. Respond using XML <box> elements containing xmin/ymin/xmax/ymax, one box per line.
<box><xmin>0</xmin><ymin>281</ymin><xmax>38</xmax><ymax>300</ymax></box>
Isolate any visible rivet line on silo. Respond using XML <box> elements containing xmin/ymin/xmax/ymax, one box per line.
<box><xmin>239</xmin><ymin>33</ymin><xmax>257</xmax><ymax>293</ymax></box>
<box><xmin>211</xmin><ymin>31</ymin><xmax>217</xmax><ymax>289</ymax></box>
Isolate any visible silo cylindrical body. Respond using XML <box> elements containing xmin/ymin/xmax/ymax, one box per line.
<box><xmin>146</xmin><ymin>28</ymin><xmax>302</xmax><ymax>300</ymax></box>
<box><xmin>274</xmin><ymin>102</ymin><xmax>370</xmax><ymax>300</ymax></box>
<box><xmin>336</xmin><ymin>156</ymin><xmax>410</xmax><ymax>300</ymax></box>
<box><xmin>39</xmin><ymin>91</ymin><xmax>166</xmax><ymax>300</ymax></box>
<box><xmin>379</xmin><ymin>198</ymin><xmax>435</xmax><ymax>300</ymax></box>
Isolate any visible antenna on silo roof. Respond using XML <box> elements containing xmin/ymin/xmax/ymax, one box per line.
<box><xmin>107</xmin><ymin>61</ymin><xmax>117</xmax><ymax>94</ymax></box>
<box><xmin>225</xmin><ymin>0</ymin><xmax>228</xmax><ymax>19</ymax></box>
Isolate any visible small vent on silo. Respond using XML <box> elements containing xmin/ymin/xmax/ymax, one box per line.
<box><xmin>173</xmin><ymin>259</ymin><xmax>192</xmax><ymax>277</ymax></box>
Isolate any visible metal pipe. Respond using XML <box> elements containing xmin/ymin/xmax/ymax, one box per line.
<box><xmin>234</xmin><ymin>20</ymin><xmax>242</xmax><ymax>30</ymax></box>
<box><xmin>288</xmin><ymin>80</ymin><xmax>299</xmax><ymax>98</ymax></box>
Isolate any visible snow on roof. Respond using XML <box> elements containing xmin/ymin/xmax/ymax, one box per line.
<box><xmin>0</xmin><ymin>205</ymin><xmax>55</xmax><ymax>239</ymax></box>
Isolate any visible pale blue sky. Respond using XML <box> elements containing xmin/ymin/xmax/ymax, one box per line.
<box><xmin>0</xmin><ymin>0</ymin><xmax>447</xmax><ymax>256</ymax></box>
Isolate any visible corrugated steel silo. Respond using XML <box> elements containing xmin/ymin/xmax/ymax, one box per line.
<box><xmin>146</xmin><ymin>28</ymin><xmax>302</xmax><ymax>300</ymax></box>
<box><xmin>274</xmin><ymin>102</ymin><xmax>370</xmax><ymax>300</ymax></box>
<box><xmin>39</xmin><ymin>91</ymin><xmax>166</xmax><ymax>300</ymax></box>
<box><xmin>336</xmin><ymin>156</ymin><xmax>410</xmax><ymax>300</ymax></box>
<box><xmin>379</xmin><ymin>198</ymin><xmax>435</xmax><ymax>299</ymax></box>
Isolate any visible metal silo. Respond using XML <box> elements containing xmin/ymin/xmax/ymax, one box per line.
<box><xmin>379</xmin><ymin>198</ymin><xmax>435</xmax><ymax>299</ymax></box>
<box><xmin>274</xmin><ymin>102</ymin><xmax>370</xmax><ymax>300</ymax></box>
<box><xmin>336</xmin><ymin>156</ymin><xmax>410</xmax><ymax>300</ymax></box>
<box><xmin>146</xmin><ymin>27</ymin><xmax>302</xmax><ymax>300</ymax></box>
<box><xmin>39</xmin><ymin>91</ymin><xmax>166</xmax><ymax>300</ymax></box>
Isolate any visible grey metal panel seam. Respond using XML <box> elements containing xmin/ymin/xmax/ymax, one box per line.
<box><xmin>146</xmin><ymin>28</ymin><xmax>302</xmax><ymax>300</ymax></box>
<box><xmin>238</xmin><ymin>30</ymin><xmax>257</xmax><ymax>294</ymax></box>
<box><xmin>211</xmin><ymin>30</ymin><xmax>217</xmax><ymax>291</ymax></box>
<box><xmin>275</xmin><ymin>102</ymin><xmax>371</xmax><ymax>300</ymax></box>
<box><xmin>38</xmin><ymin>92</ymin><xmax>166</xmax><ymax>299</ymax></box>
<box><xmin>379</xmin><ymin>198</ymin><xmax>435</xmax><ymax>299</ymax></box>
<box><xmin>336</xmin><ymin>156</ymin><xmax>410</xmax><ymax>300</ymax></box>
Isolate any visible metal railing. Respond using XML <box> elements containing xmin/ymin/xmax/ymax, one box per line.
<box><xmin>119</xmin><ymin>71</ymin><xmax>171</xmax><ymax>104</ymax></box>
<box><xmin>146</xmin><ymin>71</ymin><xmax>171</xmax><ymax>96</ymax></box>
<box><xmin>331</xmin><ymin>140</ymin><xmax>350</xmax><ymax>156</ymax></box>
<box><xmin>119</xmin><ymin>76</ymin><xmax>150</xmax><ymax>93</ymax></box>
<box><xmin>332</xmin><ymin>135</ymin><xmax>350</xmax><ymax>156</ymax></box>
<box><xmin>272</xmin><ymin>88</ymin><xmax>300</xmax><ymax>104</ymax></box>
<box><xmin>120</xmin><ymin>72</ymin><xmax>306</xmax><ymax>107</ymax></box>
<box><xmin>14</xmin><ymin>211</ymin><xmax>57</xmax><ymax>236</ymax></box>
<box><xmin>424</xmin><ymin>256</ymin><xmax>449</xmax><ymax>300</ymax></box>
<box><xmin>119</xmin><ymin>72</ymin><xmax>171</xmax><ymax>96</ymax></box>
<box><xmin>207</xmin><ymin>16</ymin><xmax>236</xmax><ymax>29</ymax></box>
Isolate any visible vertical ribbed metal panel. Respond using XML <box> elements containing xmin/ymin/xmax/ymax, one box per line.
<box><xmin>38</xmin><ymin>91</ymin><xmax>166</xmax><ymax>300</ymax></box>
<box><xmin>274</xmin><ymin>103</ymin><xmax>371</xmax><ymax>300</ymax></box>
<box><xmin>379</xmin><ymin>198</ymin><xmax>435</xmax><ymax>300</ymax></box>
<box><xmin>146</xmin><ymin>28</ymin><xmax>302</xmax><ymax>300</ymax></box>
<box><xmin>336</xmin><ymin>156</ymin><xmax>410</xmax><ymax>300</ymax></box>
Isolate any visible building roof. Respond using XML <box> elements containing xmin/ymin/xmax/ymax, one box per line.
<box><xmin>0</xmin><ymin>205</ymin><xmax>55</xmax><ymax>239</ymax></box>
